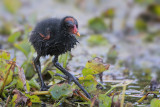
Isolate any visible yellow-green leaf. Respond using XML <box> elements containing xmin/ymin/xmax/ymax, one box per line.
<box><xmin>150</xmin><ymin>98</ymin><xmax>160</xmax><ymax>107</ymax></box>
<box><xmin>79</xmin><ymin>75</ymin><xmax>97</xmax><ymax>92</ymax></box>
<box><xmin>87</xmin><ymin>35</ymin><xmax>108</xmax><ymax>46</ymax></box>
<box><xmin>25</xmin><ymin>94</ymin><xmax>41</xmax><ymax>103</ymax></box>
<box><xmin>82</xmin><ymin>57</ymin><xmax>110</xmax><ymax>76</ymax></box>
<box><xmin>0</xmin><ymin>50</ymin><xmax>10</xmax><ymax>60</ymax></box>
<box><xmin>99</xmin><ymin>94</ymin><xmax>112</xmax><ymax>107</ymax></box>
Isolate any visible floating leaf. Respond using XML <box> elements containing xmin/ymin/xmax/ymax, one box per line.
<box><xmin>150</xmin><ymin>98</ymin><xmax>160</xmax><ymax>107</ymax></box>
<box><xmin>8</xmin><ymin>32</ymin><xmax>21</xmax><ymax>43</ymax></box>
<box><xmin>135</xmin><ymin>19</ymin><xmax>147</xmax><ymax>31</ymax></box>
<box><xmin>79</xmin><ymin>75</ymin><xmax>97</xmax><ymax>92</ymax></box>
<box><xmin>87</xmin><ymin>35</ymin><xmax>108</xmax><ymax>46</ymax></box>
<box><xmin>0</xmin><ymin>21</ymin><xmax>12</xmax><ymax>35</ymax></box>
<box><xmin>98</xmin><ymin>94</ymin><xmax>112</xmax><ymax>107</ymax></box>
<box><xmin>135</xmin><ymin>0</ymin><xmax>155</xmax><ymax>5</ymax></box>
<box><xmin>49</xmin><ymin>83</ymin><xmax>72</xmax><ymax>100</ymax></box>
<box><xmin>88</xmin><ymin>17</ymin><xmax>107</xmax><ymax>33</ymax></box>
<box><xmin>107</xmin><ymin>45</ymin><xmax>118</xmax><ymax>64</ymax></box>
<box><xmin>82</xmin><ymin>57</ymin><xmax>110</xmax><ymax>76</ymax></box>
<box><xmin>101</xmin><ymin>8</ymin><xmax>115</xmax><ymax>18</ymax></box>
<box><xmin>148</xmin><ymin>4</ymin><xmax>160</xmax><ymax>16</ymax></box>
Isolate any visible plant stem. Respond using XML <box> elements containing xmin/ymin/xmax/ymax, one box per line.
<box><xmin>137</xmin><ymin>91</ymin><xmax>159</xmax><ymax>103</ymax></box>
<box><xmin>121</xmin><ymin>85</ymin><xmax>126</xmax><ymax>107</ymax></box>
<box><xmin>105</xmin><ymin>86</ymin><xmax>116</xmax><ymax>96</ymax></box>
<box><xmin>53</xmin><ymin>97</ymin><xmax>66</xmax><ymax>107</ymax></box>
<box><xmin>30</xmin><ymin>91</ymin><xmax>50</xmax><ymax>95</ymax></box>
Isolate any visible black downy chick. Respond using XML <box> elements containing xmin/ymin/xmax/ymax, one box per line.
<box><xmin>29</xmin><ymin>16</ymin><xmax>91</xmax><ymax>99</ymax></box>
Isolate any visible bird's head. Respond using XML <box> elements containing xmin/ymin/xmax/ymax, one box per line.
<box><xmin>61</xmin><ymin>16</ymin><xmax>80</xmax><ymax>37</ymax></box>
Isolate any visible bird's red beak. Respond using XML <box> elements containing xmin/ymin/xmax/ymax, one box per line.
<box><xmin>73</xmin><ymin>25</ymin><xmax>80</xmax><ymax>37</ymax></box>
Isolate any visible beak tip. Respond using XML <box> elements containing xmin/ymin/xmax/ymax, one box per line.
<box><xmin>76</xmin><ymin>32</ymin><xmax>80</xmax><ymax>37</ymax></box>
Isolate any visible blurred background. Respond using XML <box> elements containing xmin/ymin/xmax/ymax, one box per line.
<box><xmin>0</xmin><ymin>0</ymin><xmax>160</xmax><ymax>106</ymax></box>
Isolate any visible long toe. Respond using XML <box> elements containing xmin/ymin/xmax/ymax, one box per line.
<box><xmin>68</xmin><ymin>75</ymin><xmax>77</xmax><ymax>84</ymax></box>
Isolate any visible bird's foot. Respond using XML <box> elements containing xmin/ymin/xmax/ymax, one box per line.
<box><xmin>67</xmin><ymin>75</ymin><xmax>79</xmax><ymax>84</ymax></box>
<box><xmin>55</xmin><ymin>73</ymin><xmax>78</xmax><ymax>84</ymax></box>
<box><xmin>40</xmin><ymin>85</ymin><xmax>51</xmax><ymax>91</ymax></box>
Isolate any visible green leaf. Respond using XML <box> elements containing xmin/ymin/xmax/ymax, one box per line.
<box><xmin>16</xmin><ymin>78</ymin><xmax>24</xmax><ymax>90</ymax></box>
<box><xmin>11</xmin><ymin>94</ymin><xmax>18</xmax><ymax>106</ymax></box>
<box><xmin>26</xmin><ymin>81</ymin><xmax>30</xmax><ymax>92</ymax></box>
<box><xmin>153</xmin><ymin>5</ymin><xmax>160</xmax><ymax>16</ymax></box>
<box><xmin>101</xmin><ymin>8</ymin><xmax>115</xmax><ymax>18</ymax></box>
<box><xmin>14</xmin><ymin>40</ymin><xmax>31</xmax><ymax>57</ymax></box>
<box><xmin>59</xmin><ymin>52</ymin><xmax>69</xmax><ymax>68</ymax></box>
<box><xmin>8</xmin><ymin>32</ymin><xmax>21</xmax><ymax>43</ymax></box>
<box><xmin>23</xmin><ymin>61</ymin><xmax>35</xmax><ymax>80</ymax></box>
<box><xmin>150</xmin><ymin>98</ymin><xmax>160</xmax><ymax>107</ymax></box>
<box><xmin>87</xmin><ymin>35</ymin><xmax>108</xmax><ymax>46</ymax></box>
<box><xmin>4</xmin><ymin>79</ymin><xmax>17</xmax><ymax>89</ymax></box>
<box><xmin>135</xmin><ymin>0</ymin><xmax>155</xmax><ymax>5</ymax></box>
<box><xmin>48</xmin><ymin>71</ymin><xmax>55</xmax><ymax>78</ymax></box>
<box><xmin>0</xmin><ymin>21</ymin><xmax>12</xmax><ymax>35</ymax></box>
<box><xmin>28</xmin><ymin>78</ymin><xmax>40</xmax><ymax>90</ymax></box>
<box><xmin>3</xmin><ymin>0</ymin><xmax>21</xmax><ymax>14</ymax></box>
<box><xmin>135</xmin><ymin>19</ymin><xmax>147</xmax><ymax>31</ymax></box>
<box><xmin>25</xmin><ymin>94</ymin><xmax>41</xmax><ymax>103</ymax></box>
<box><xmin>79</xmin><ymin>75</ymin><xmax>97</xmax><ymax>92</ymax></box>
<box><xmin>107</xmin><ymin>45</ymin><xmax>118</xmax><ymax>64</ymax></box>
<box><xmin>98</xmin><ymin>94</ymin><xmax>112</xmax><ymax>107</ymax></box>
<box><xmin>49</xmin><ymin>83</ymin><xmax>72</xmax><ymax>100</ymax></box>
<box><xmin>56</xmin><ymin>52</ymin><xmax>69</xmax><ymax>74</ymax></box>
<box><xmin>88</xmin><ymin>17</ymin><xmax>107</xmax><ymax>33</ymax></box>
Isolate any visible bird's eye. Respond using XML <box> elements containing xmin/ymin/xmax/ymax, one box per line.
<box><xmin>70</xmin><ymin>25</ymin><xmax>74</xmax><ymax>28</ymax></box>
<box><xmin>67</xmin><ymin>25</ymin><xmax>74</xmax><ymax>28</ymax></box>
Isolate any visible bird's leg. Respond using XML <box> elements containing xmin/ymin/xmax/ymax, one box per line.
<box><xmin>52</xmin><ymin>56</ymin><xmax>91</xmax><ymax>99</ymax></box>
<box><xmin>34</xmin><ymin>55</ymin><xmax>49</xmax><ymax>91</ymax></box>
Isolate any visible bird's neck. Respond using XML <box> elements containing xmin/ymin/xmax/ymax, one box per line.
<box><xmin>59</xmin><ymin>26</ymin><xmax>78</xmax><ymax>45</ymax></box>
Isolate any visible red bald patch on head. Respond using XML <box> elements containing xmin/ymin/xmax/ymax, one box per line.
<box><xmin>65</xmin><ymin>17</ymin><xmax>75</xmax><ymax>23</ymax></box>
<box><xmin>73</xmin><ymin>25</ymin><xmax>77</xmax><ymax>33</ymax></box>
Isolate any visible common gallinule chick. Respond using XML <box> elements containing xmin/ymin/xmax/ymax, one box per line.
<box><xmin>29</xmin><ymin>16</ymin><xmax>91</xmax><ymax>99</ymax></box>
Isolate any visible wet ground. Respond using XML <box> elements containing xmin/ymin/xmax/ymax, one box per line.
<box><xmin>1</xmin><ymin>0</ymin><xmax>160</xmax><ymax>106</ymax></box>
